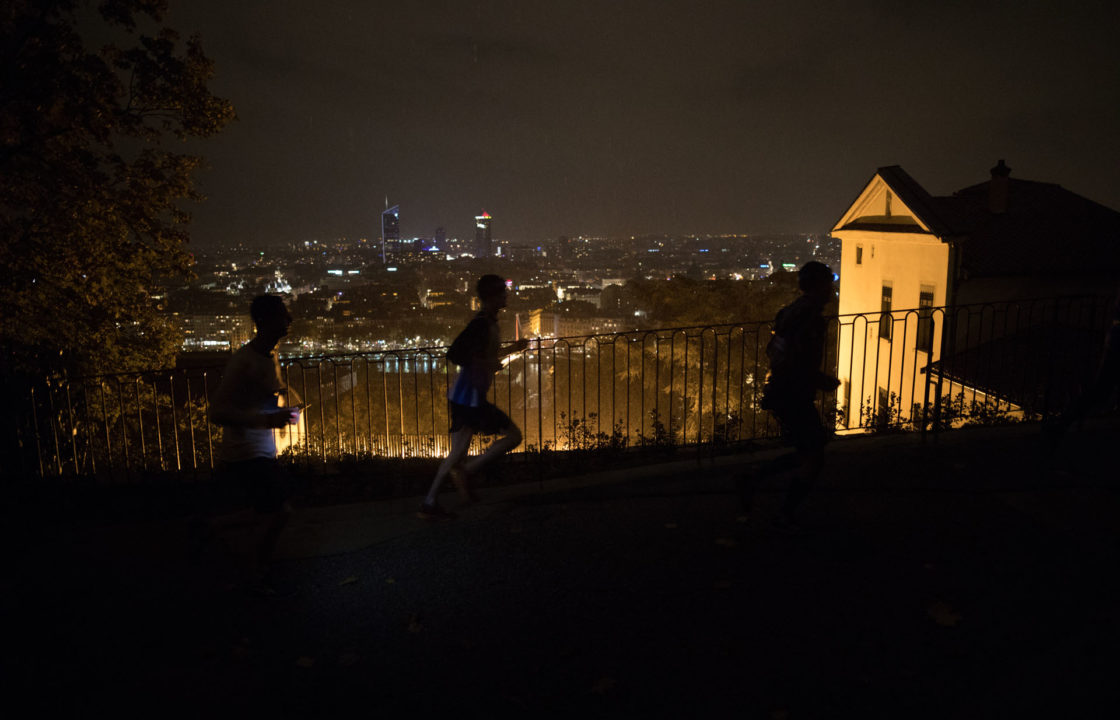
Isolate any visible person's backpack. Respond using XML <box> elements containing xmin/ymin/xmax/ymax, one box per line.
<box><xmin>446</xmin><ymin>316</ymin><xmax>485</xmax><ymax>367</ymax></box>
<box><xmin>765</xmin><ymin>332</ymin><xmax>788</xmax><ymax>369</ymax></box>
<box><xmin>447</xmin><ymin>330</ymin><xmax>470</xmax><ymax>367</ymax></box>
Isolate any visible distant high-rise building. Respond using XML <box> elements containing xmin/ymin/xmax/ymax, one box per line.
<box><xmin>434</xmin><ymin>227</ymin><xmax>446</xmax><ymax>252</ymax></box>
<box><xmin>474</xmin><ymin>211</ymin><xmax>492</xmax><ymax>258</ymax></box>
<box><xmin>381</xmin><ymin>204</ymin><xmax>400</xmax><ymax>263</ymax></box>
<box><xmin>556</xmin><ymin>235</ymin><xmax>570</xmax><ymax>261</ymax></box>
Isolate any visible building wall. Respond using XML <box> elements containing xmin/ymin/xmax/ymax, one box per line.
<box><xmin>527</xmin><ymin>310</ymin><xmax>628</xmax><ymax>339</ymax></box>
<box><xmin>177</xmin><ymin>313</ymin><xmax>253</xmax><ymax>351</ymax></box>
<box><xmin>834</xmin><ymin>228</ymin><xmax>950</xmax><ymax>429</ymax></box>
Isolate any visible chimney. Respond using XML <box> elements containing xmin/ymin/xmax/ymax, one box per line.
<box><xmin>988</xmin><ymin>159</ymin><xmax>1011</xmax><ymax>214</ymax></box>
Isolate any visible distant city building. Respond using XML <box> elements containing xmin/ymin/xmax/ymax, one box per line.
<box><xmin>381</xmin><ymin>204</ymin><xmax>400</xmax><ymax>263</ymax></box>
<box><xmin>433</xmin><ymin>227</ymin><xmax>446</xmax><ymax>252</ymax></box>
<box><xmin>176</xmin><ymin>313</ymin><xmax>252</xmax><ymax>351</ymax></box>
<box><xmin>501</xmin><ymin>244</ymin><xmax>540</xmax><ymax>262</ymax></box>
<box><xmin>559</xmin><ymin>286</ymin><xmax>602</xmax><ymax>308</ymax></box>
<box><xmin>556</xmin><ymin>235</ymin><xmax>570</xmax><ymax>261</ymax></box>
<box><xmin>527</xmin><ymin>309</ymin><xmax>630</xmax><ymax>338</ymax></box>
<box><xmin>474</xmin><ymin>211</ymin><xmax>492</xmax><ymax>258</ymax></box>
<box><xmin>320</xmin><ymin>268</ymin><xmax>370</xmax><ymax>290</ymax></box>
<box><xmin>424</xmin><ymin>289</ymin><xmax>458</xmax><ymax>310</ymax></box>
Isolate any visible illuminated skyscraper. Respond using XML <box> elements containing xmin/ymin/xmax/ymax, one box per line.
<box><xmin>474</xmin><ymin>211</ymin><xmax>492</xmax><ymax>258</ymax></box>
<box><xmin>381</xmin><ymin>204</ymin><xmax>400</xmax><ymax>263</ymax></box>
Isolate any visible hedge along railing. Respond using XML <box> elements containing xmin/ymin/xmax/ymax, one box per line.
<box><xmin>17</xmin><ymin>295</ymin><xmax>1113</xmax><ymax>480</ymax></box>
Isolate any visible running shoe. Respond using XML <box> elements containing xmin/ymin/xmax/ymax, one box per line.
<box><xmin>417</xmin><ymin>501</ymin><xmax>457</xmax><ymax>521</ymax></box>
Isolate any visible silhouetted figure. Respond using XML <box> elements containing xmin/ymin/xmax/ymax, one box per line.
<box><xmin>419</xmin><ymin>275</ymin><xmax>529</xmax><ymax>520</ymax></box>
<box><xmin>1046</xmin><ymin>289</ymin><xmax>1120</xmax><ymax>438</ymax></box>
<box><xmin>210</xmin><ymin>295</ymin><xmax>301</xmax><ymax>595</ymax></box>
<box><xmin>738</xmin><ymin>262</ymin><xmax>839</xmax><ymax>530</ymax></box>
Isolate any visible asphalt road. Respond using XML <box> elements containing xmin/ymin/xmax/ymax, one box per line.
<box><xmin>8</xmin><ymin>420</ymin><xmax>1120</xmax><ymax>717</ymax></box>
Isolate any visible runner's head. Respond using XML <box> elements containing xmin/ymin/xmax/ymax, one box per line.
<box><xmin>798</xmin><ymin>262</ymin><xmax>835</xmax><ymax>303</ymax></box>
<box><xmin>477</xmin><ymin>274</ymin><xmax>509</xmax><ymax>310</ymax></box>
<box><xmin>250</xmin><ymin>294</ymin><xmax>292</xmax><ymax>338</ymax></box>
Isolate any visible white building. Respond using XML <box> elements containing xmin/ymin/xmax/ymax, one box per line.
<box><xmin>833</xmin><ymin>161</ymin><xmax>1120</xmax><ymax>429</ymax></box>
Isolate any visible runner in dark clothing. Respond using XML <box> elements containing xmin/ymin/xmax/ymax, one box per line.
<box><xmin>418</xmin><ymin>274</ymin><xmax>528</xmax><ymax>520</ymax></box>
<box><xmin>739</xmin><ymin>261</ymin><xmax>839</xmax><ymax>530</ymax></box>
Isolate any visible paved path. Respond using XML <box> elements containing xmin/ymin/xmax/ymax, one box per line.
<box><xmin>7</xmin><ymin>420</ymin><xmax>1120</xmax><ymax>716</ymax></box>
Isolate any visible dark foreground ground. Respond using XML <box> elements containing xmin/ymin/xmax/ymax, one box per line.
<box><xmin>6</xmin><ymin>419</ymin><xmax>1120</xmax><ymax>717</ymax></box>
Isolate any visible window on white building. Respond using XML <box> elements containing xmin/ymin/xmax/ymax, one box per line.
<box><xmin>879</xmin><ymin>285</ymin><xmax>893</xmax><ymax>341</ymax></box>
<box><xmin>917</xmin><ymin>286</ymin><xmax>935</xmax><ymax>352</ymax></box>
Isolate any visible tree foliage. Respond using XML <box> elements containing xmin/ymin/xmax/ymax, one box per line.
<box><xmin>0</xmin><ymin>0</ymin><xmax>234</xmax><ymax>378</ymax></box>
<box><xmin>621</xmin><ymin>271</ymin><xmax>802</xmax><ymax>327</ymax></box>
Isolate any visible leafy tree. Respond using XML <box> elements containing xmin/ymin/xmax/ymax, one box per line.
<box><xmin>0</xmin><ymin>0</ymin><xmax>234</xmax><ymax>378</ymax></box>
<box><xmin>622</xmin><ymin>271</ymin><xmax>802</xmax><ymax>328</ymax></box>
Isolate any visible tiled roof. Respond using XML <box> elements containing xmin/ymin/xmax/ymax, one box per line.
<box><xmin>947</xmin><ymin>178</ymin><xmax>1120</xmax><ymax>277</ymax></box>
<box><xmin>865</xmin><ymin>165</ymin><xmax>1120</xmax><ymax>278</ymax></box>
<box><xmin>874</xmin><ymin>165</ymin><xmax>963</xmax><ymax>237</ymax></box>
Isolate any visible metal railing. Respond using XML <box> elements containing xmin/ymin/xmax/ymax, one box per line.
<box><xmin>14</xmin><ymin>295</ymin><xmax>1112</xmax><ymax>480</ymax></box>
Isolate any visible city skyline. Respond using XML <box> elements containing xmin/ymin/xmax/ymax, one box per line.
<box><xmin>156</xmin><ymin>1</ymin><xmax>1120</xmax><ymax>248</ymax></box>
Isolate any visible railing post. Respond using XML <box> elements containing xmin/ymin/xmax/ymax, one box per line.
<box><xmin>697</xmin><ymin>329</ymin><xmax>705</xmax><ymax>460</ymax></box>
<box><xmin>352</xmin><ymin>360</ymin><xmax>360</xmax><ymax>457</ymax></box>
<box><xmin>168</xmin><ymin>374</ymin><xmax>181</xmax><ymax>472</ymax></box>
<box><xmin>934</xmin><ymin>306</ymin><xmax>954</xmax><ymax>437</ymax></box>
<box><xmin>64</xmin><ymin>381</ymin><xmax>78</xmax><ymax>474</ymax></box>
<box><xmin>101</xmin><ymin>380</ymin><xmax>115</xmax><ymax>473</ymax></box>
<box><xmin>536</xmin><ymin>337</ymin><xmax>544</xmax><ymax>483</ymax></box>
<box><xmin>116</xmin><ymin>378</ymin><xmax>131</xmax><ymax>477</ymax></box>
<box><xmin>134</xmin><ymin>378</ymin><xmax>146</xmax><ymax>471</ymax></box>
<box><xmin>300</xmin><ymin>364</ymin><xmax>311</xmax><ymax>460</ymax></box>
<box><xmin>334</xmin><ymin>362</ymin><xmax>343</xmax><ymax>458</ymax></box>
<box><xmin>185</xmin><ymin>376</ymin><xmax>198</xmax><ymax>471</ymax></box>
<box><xmin>366</xmin><ymin>358</ymin><xmax>375</xmax><ymax>455</ymax></box>
<box><xmin>921</xmin><ymin>352</ymin><xmax>932</xmax><ymax>441</ymax></box>
<box><xmin>29</xmin><ymin>386</ymin><xmax>45</xmax><ymax>478</ymax></box>
<box><xmin>46</xmin><ymin>378</ymin><xmax>64</xmax><ymax>476</ymax></box>
<box><xmin>152</xmin><ymin>378</ymin><xmax>164</xmax><ymax>471</ymax></box>
<box><xmin>83</xmin><ymin>385</ymin><xmax>96</xmax><ymax>476</ymax></box>
<box><xmin>317</xmin><ymin>363</ymin><xmax>326</xmax><ymax>463</ymax></box>
<box><xmin>202</xmin><ymin>372</ymin><xmax>214</xmax><ymax>470</ymax></box>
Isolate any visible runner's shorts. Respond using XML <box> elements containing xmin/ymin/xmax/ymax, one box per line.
<box><xmin>771</xmin><ymin>401</ymin><xmax>831</xmax><ymax>454</ymax></box>
<box><xmin>449</xmin><ymin>401</ymin><xmax>513</xmax><ymax>434</ymax></box>
<box><xmin>222</xmin><ymin>457</ymin><xmax>290</xmax><ymax>513</ymax></box>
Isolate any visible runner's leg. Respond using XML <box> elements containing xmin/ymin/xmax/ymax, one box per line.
<box><xmin>426</xmin><ymin>426</ymin><xmax>474</xmax><ymax>504</ymax></box>
<box><xmin>463</xmin><ymin>421</ymin><xmax>522</xmax><ymax>475</ymax></box>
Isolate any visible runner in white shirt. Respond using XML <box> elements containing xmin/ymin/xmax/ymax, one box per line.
<box><xmin>210</xmin><ymin>295</ymin><xmax>300</xmax><ymax>594</ymax></box>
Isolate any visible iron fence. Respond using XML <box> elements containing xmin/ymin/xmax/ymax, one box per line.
<box><xmin>13</xmin><ymin>295</ymin><xmax>1112</xmax><ymax>480</ymax></box>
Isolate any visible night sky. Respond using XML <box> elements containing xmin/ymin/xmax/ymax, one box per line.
<box><xmin>163</xmin><ymin>0</ymin><xmax>1120</xmax><ymax>247</ymax></box>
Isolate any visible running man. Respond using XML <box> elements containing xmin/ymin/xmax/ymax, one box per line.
<box><xmin>739</xmin><ymin>261</ymin><xmax>839</xmax><ymax>530</ymax></box>
<box><xmin>210</xmin><ymin>294</ymin><xmax>301</xmax><ymax>593</ymax></box>
<box><xmin>419</xmin><ymin>275</ymin><xmax>529</xmax><ymax>520</ymax></box>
